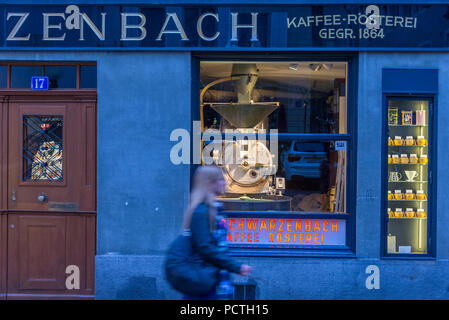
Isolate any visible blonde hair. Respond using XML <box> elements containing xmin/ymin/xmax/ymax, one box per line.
<box><xmin>181</xmin><ymin>165</ymin><xmax>224</xmax><ymax>232</ymax></box>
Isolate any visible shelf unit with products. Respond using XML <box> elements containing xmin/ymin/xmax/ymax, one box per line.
<box><xmin>384</xmin><ymin>98</ymin><xmax>432</xmax><ymax>255</ymax></box>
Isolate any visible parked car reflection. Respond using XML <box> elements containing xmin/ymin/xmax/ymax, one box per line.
<box><xmin>280</xmin><ymin>141</ymin><xmax>328</xmax><ymax>183</ymax></box>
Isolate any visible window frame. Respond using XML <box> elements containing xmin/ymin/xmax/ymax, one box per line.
<box><xmin>192</xmin><ymin>52</ymin><xmax>358</xmax><ymax>257</ymax></box>
<box><xmin>0</xmin><ymin>61</ymin><xmax>96</xmax><ymax>90</ymax></box>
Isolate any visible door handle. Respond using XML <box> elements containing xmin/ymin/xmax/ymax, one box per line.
<box><xmin>37</xmin><ymin>194</ymin><xmax>48</xmax><ymax>203</ymax></box>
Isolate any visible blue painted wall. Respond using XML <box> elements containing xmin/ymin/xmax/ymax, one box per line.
<box><xmin>95</xmin><ymin>52</ymin><xmax>192</xmax><ymax>299</ymax></box>
<box><xmin>96</xmin><ymin>52</ymin><xmax>191</xmax><ymax>255</ymax></box>
<box><xmin>1</xmin><ymin>50</ymin><xmax>448</xmax><ymax>300</ymax></box>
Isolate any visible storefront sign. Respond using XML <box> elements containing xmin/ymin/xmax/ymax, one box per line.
<box><xmin>224</xmin><ymin>217</ymin><xmax>346</xmax><ymax>247</ymax></box>
<box><xmin>1</xmin><ymin>4</ymin><xmax>449</xmax><ymax>49</ymax></box>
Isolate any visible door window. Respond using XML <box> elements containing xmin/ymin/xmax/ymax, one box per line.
<box><xmin>23</xmin><ymin>115</ymin><xmax>63</xmax><ymax>182</ymax></box>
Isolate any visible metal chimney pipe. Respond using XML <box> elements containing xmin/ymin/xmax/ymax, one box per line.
<box><xmin>231</xmin><ymin>64</ymin><xmax>258</xmax><ymax>103</ymax></box>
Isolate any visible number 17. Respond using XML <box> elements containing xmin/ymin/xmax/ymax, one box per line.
<box><xmin>34</xmin><ymin>78</ymin><xmax>44</xmax><ymax>89</ymax></box>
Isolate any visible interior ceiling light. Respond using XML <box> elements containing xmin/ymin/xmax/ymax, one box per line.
<box><xmin>308</xmin><ymin>63</ymin><xmax>333</xmax><ymax>71</ymax></box>
<box><xmin>289</xmin><ymin>63</ymin><xmax>298</xmax><ymax>71</ymax></box>
<box><xmin>309</xmin><ymin>64</ymin><xmax>321</xmax><ymax>72</ymax></box>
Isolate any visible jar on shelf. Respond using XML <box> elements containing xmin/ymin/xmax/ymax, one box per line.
<box><xmin>400</xmin><ymin>154</ymin><xmax>409</xmax><ymax>164</ymax></box>
<box><xmin>394</xmin><ymin>208</ymin><xmax>403</xmax><ymax>218</ymax></box>
<box><xmin>404</xmin><ymin>136</ymin><xmax>415</xmax><ymax>146</ymax></box>
<box><xmin>409</xmin><ymin>154</ymin><xmax>418</xmax><ymax>164</ymax></box>
<box><xmin>419</xmin><ymin>154</ymin><xmax>428</xmax><ymax>164</ymax></box>
<box><xmin>416</xmin><ymin>136</ymin><xmax>427</xmax><ymax>146</ymax></box>
<box><xmin>415</xmin><ymin>190</ymin><xmax>427</xmax><ymax>200</ymax></box>
<box><xmin>394</xmin><ymin>190</ymin><xmax>403</xmax><ymax>200</ymax></box>
<box><xmin>416</xmin><ymin>209</ymin><xmax>427</xmax><ymax>218</ymax></box>
<box><xmin>405</xmin><ymin>208</ymin><xmax>415</xmax><ymax>218</ymax></box>
<box><xmin>392</xmin><ymin>154</ymin><xmax>400</xmax><ymax>164</ymax></box>
<box><xmin>394</xmin><ymin>136</ymin><xmax>403</xmax><ymax>146</ymax></box>
<box><xmin>405</xmin><ymin>189</ymin><xmax>415</xmax><ymax>200</ymax></box>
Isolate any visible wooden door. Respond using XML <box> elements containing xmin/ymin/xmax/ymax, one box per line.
<box><xmin>2</xmin><ymin>94</ymin><xmax>96</xmax><ymax>299</ymax></box>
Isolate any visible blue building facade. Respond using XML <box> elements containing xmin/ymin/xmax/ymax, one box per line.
<box><xmin>1</xmin><ymin>1</ymin><xmax>449</xmax><ymax>300</ymax></box>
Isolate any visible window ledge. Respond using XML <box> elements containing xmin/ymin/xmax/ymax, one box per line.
<box><xmin>229</xmin><ymin>247</ymin><xmax>356</xmax><ymax>258</ymax></box>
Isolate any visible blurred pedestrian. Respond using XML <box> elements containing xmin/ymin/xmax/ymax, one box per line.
<box><xmin>165</xmin><ymin>165</ymin><xmax>252</xmax><ymax>300</ymax></box>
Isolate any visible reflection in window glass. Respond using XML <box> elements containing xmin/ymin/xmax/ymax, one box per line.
<box><xmin>279</xmin><ymin>140</ymin><xmax>346</xmax><ymax>213</ymax></box>
<box><xmin>23</xmin><ymin>115</ymin><xmax>63</xmax><ymax>182</ymax></box>
<box><xmin>11</xmin><ymin>66</ymin><xmax>43</xmax><ymax>88</ymax></box>
<box><xmin>0</xmin><ymin>66</ymin><xmax>7</xmax><ymax>88</ymax></box>
<box><xmin>80</xmin><ymin>65</ymin><xmax>97</xmax><ymax>88</ymax></box>
<box><xmin>200</xmin><ymin>62</ymin><xmax>347</xmax><ymax>134</ymax></box>
<box><xmin>45</xmin><ymin>66</ymin><xmax>77</xmax><ymax>88</ymax></box>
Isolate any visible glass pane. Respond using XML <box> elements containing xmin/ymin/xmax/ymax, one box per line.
<box><xmin>23</xmin><ymin>115</ymin><xmax>63</xmax><ymax>182</ymax></box>
<box><xmin>0</xmin><ymin>66</ymin><xmax>7</xmax><ymax>88</ymax></box>
<box><xmin>200</xmin><ymin>61</ymin><xmax>347</xmax><ymax>134</ymax></box>
<box><xmin>80</xmin><ymin>65</ymin><xmax>97</xmax><ymax>88</ymax></box>
<box><xmin>11</xmin><ymin>65</ymin><xmax>43</xmax><ymax>88</ymax></box>
<box><xmin>200</xmin><ymin>137</ymin><xmax>346</xmax><ymax>213</ymax></box>
<box><xmin>45</xmin><ymin>66</ymin><xmax>76</xmax><ymax>89</ymax></box>
<box><xmin>387</xmin><ymin>99</ymin><xmax>429</xmax><ymax>254</ymax></box>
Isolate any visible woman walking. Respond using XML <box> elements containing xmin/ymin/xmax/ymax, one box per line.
<box><xmin>165</xmin><ymin>165</ymin><xmax>252</xmax><ymax>300</ymax></box>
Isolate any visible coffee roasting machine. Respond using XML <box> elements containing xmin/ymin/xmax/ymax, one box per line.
<box><xmin>201</xmin><ymin>64</ymin><xmax>292</xmax><ymax>211</ymax></box>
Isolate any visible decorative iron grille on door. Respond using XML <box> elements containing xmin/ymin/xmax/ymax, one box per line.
<box><xmin>23</xmin><ymin>115</ymin><xmax>63</xmax><ymax>181</ymax></box>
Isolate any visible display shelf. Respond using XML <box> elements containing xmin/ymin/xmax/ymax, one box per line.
<box><xmin>388</xmin><ymin>163</ymin><xmax>428</xmax><ymax>165</ymax></box>
<box><xmin>389</xmin><ymin>125</ymin><xmax>427</xmax><ymax>127</ymax></box>
<box><xmin>388</xmin><ymin>145</ymin><xmax>427</xmax><ymax>148</ymax></box>
<box><xmin>388</xmin><ymin>217</ymin><xmax>427</xmax><ymax>220</ymax></box>
<box><xmin>387</xmin><ymin>180</ymin><xmax>427</xmax><ymax>183</ymax></box>
<box><xmin>388</xmin><ymin>199</ymin><xmax>427</xmax><ymax>202</ymax></box>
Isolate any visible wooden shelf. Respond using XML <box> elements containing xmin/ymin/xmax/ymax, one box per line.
<box><xmin>388</xmin><ymin>145</ymin><xmax>427</xmax><ymax>147</ymax></box>
<box><xmin>388</xmin><ymin>180</ymin><xmax>427</xmax><ymax>183</ymax></box>
<box><xmin>388</xmin><ymin>163</ymin><xmax>427</xmax><ymax>165</ymax></box>
<box><xmin>388</xmin><ymin>217</ymin><xmax>427</xmax><ymax>220</ymax></box>
<box><xmin>389</xmin><ymin>125</ymin><xmax>427</xmax><ymax>127</ymax></box>
<box><xmin>388</xmin><ymin>199</ymin><xmax>427</xmax><ymax>202</ymax></box>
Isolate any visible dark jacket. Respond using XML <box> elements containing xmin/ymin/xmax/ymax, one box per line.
<box><xmin>164</xmin><ymin>202</ymin><xmax>241</xmax><ymax>296</ymax></box>
<box><xmin>190</xmin><ymin>202</ymin><xmax>241</xmax><ymax>274</ymax></box>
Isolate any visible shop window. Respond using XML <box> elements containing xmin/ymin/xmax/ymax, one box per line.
<box><xmin>200</xmin><ymin>61</ymin><xmax>348</xmax><ymax>213</ymax></box>
<box><xmin>45</xmin><ymin>65</ymin><xmax>77</xmax><ymax>89</ymax></box>
<box><xmin>11</xmin><ymin>65</ymin><xmax>43</xmax><ymax>88</ymax></box>
<box><xmin>385</xmin><ymin>98</ymin><xmax>431</xmax><ymax>255</ymax></box>
<box><xmin>80</xmin><ymin>65</ymin><xmax>97</xmax><ymax>88</ymax></box>
<box><xmin>23</xmin><ymin>115</ymin><xmax>63</xmax><ymax>182</ymax></box>
<box><xmin>198</xmin><ymin>60</ymin><xmax>352</xmax><ymax>253</ymax></box>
